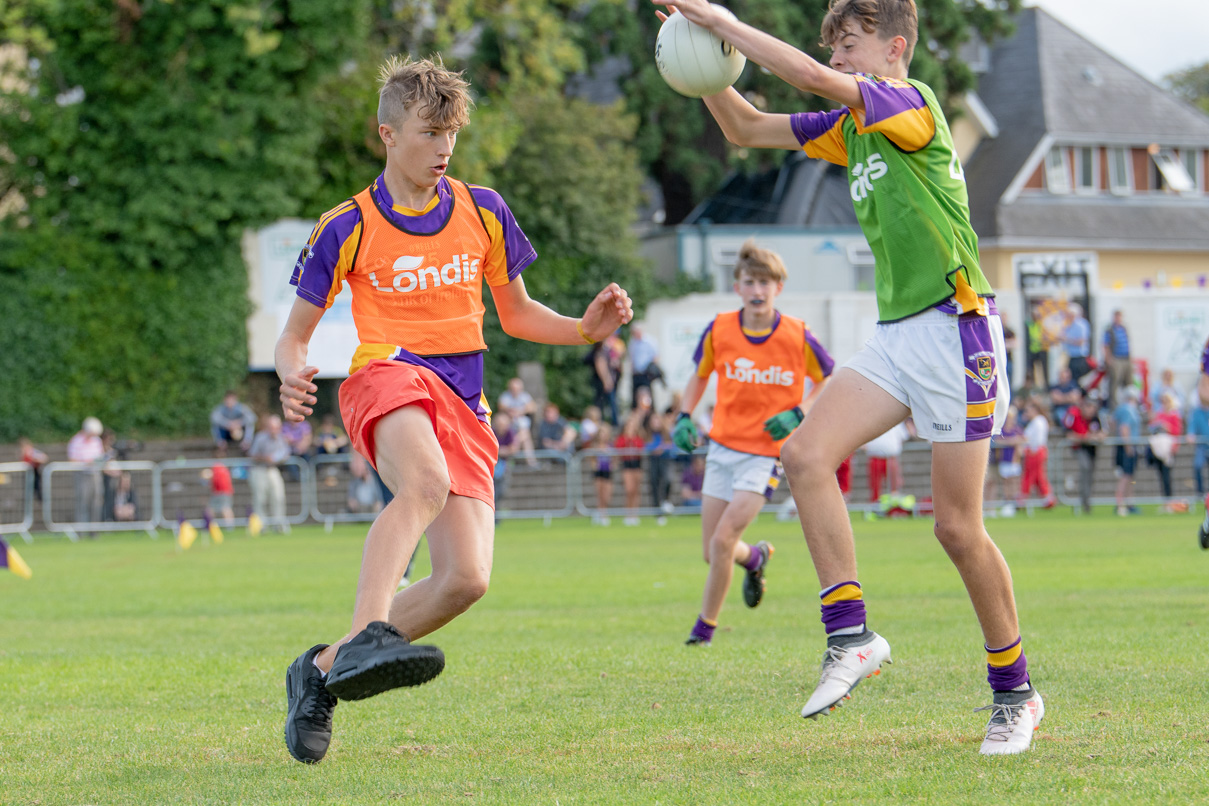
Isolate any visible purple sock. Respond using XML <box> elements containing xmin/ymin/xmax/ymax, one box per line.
<box><xmin>690</xmin><ymin>616</ymin><xmax>716</xmax><ymax>642</ymax></box>
<box><xmin>741</xmin><ymin>545</ymin><xmax>763</xmax><ymax>572</ymax></box>
<box><xmin>986</xmin><ymin>637</ymin><xmax>1031</xmax><ymax>691</ymax></box>
<box><xmin>820</xmin><ymin>581</ymin><xmax>866</xmax><ymax>635</ymax></box>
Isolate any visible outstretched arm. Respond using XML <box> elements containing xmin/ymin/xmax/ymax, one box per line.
<box><xmin>491</xmin><ymin>276</ymin><xmax>633</xmax><ymax>345</ymax></box>
<box><xmin>652</xmin><ymin>1</ymin><xmax>865</xmax><ymax>110</ymax></box>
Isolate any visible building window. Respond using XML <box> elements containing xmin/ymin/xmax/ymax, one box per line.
<box><xmin>1045</xmin><ymin>146</ymin><xmax>1071</xmax><ymax>194</ymax></box>
<box><xmin>1180</xmin><ymin>148</ymin><xmax>1203</xmax><ymax>193</ymax></box>
<box><xmin>1150</xmin><ymin>147</ymin><xmax>1196</xmax><ymax>193</ymax></box>
<box><xmin>1074</xmin><ymin>146</ymin><xmax>1098</xmax><ymax>193</ymax></box>
<box><xmin>1108</xmin><ymin>147</ymin><xmax>1132</xmax><ymax>195</ymax></box>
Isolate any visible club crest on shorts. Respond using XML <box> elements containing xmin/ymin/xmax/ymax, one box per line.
<box><xmin>965</xmin><ymin>352</ymin><xmax>997</xmax><ymax>395</ymax></box>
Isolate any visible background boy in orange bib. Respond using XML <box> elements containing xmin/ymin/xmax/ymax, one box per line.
<box><xmin>275</xmin><ymin>55</ymin><xmax>632</xmax><ymax>764</ymax></box>
<box><xmin>673</xmin><ymin>241</ymin><xmax>832</xmax><ymax>647</ymax></box>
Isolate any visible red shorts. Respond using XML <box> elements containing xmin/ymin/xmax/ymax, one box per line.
<box><xmin>339</xmin><ymin>360</ymin><xmax>498</xmax><ymax>508</ymax></box>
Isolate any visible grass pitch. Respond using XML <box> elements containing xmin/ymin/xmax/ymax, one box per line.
<box><xmin>1</xmin><ymin>509</ymin><xmax>1206</xmax><ymax>805</ymax></box>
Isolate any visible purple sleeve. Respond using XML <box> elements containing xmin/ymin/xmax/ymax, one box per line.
<box><xmin>290</xmin><ymin>203</ymin><xmax>362</xmax><ymax>308</ymax></box>
<box><xmin>691</xmin><ymin>321</ymin><xmax>715</xmax><ymax>367</ymax></box>
<box><xmin>790</xmin><ymin>109</ymin><xmax>847</xmax><ymax>146</ymax></box>
<box><xmin>1202</xmin><ymin>338</ymin><xmax>1209</xmax><ymax>375</ymax></box>
<box><xmin>469</xmin><ymin>185</ymin><xmax>538</xmax><ymax>283</ymax></box>
<box><xmin>855</xmin><ymin>75</ymin><xmax>927</xmax><ymax>128</ymax></box>
<box><xmin>805</xmin><ymin>327</ymin><xmax>835</xmax><ymax>378</ymax></box>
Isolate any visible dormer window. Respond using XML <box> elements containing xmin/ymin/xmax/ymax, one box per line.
<box><xmin>1074</xmin><ymin>146</ymin><xmax>1098</xmax><ymax>194</ymax></box>
<box><xmin>1149</xmin><ymin>146</ymin><xmax>1195</xmax><ymax>193</ymax></box>
<box><xmin>1045</xmin><ymin>146</ymin><xmax>1071</xmax><ymax>194</ymax></box>
<box><xmin>1108</xmin><ymin>147</ymin><xmax>1133</xmax><ymax>195</ymax></box>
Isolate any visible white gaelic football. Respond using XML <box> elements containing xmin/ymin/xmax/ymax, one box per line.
<box><xmin>655</xmin><ymin>6</ymin><xmax>746</xmax><ymax>98</ymax></box>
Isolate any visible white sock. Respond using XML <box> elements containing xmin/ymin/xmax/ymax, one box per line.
<box><xmin>312</xmin><ymin>658</ymin><xmax>327</xmax><ymax>678</ymax></box>
<box><xmin>828</xmin><ymin>624</ymin><xmax>865</xmax><ymax>638</ymax></box>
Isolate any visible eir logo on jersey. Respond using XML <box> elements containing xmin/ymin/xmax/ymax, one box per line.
<box><xmin>369</xmin><ymin>254</ymin><xmax>481</xmax><ymax>293</ymax></box>
<box><xmin>724</xmin><ymin>357</ymin><xmax>795</xmax><ymax>386</ymax></box>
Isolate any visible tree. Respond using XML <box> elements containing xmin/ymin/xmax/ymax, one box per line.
<box><xmin>1165</xmin><ymin>63</ymin><xmax>1209</xmax><ymax>115</ymax></box>
<box><xmin>0</xmin><ymin>0</ymin><xmax>367</xmax><ymax>440</ymax></box>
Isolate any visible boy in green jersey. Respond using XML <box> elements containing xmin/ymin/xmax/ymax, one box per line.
<box><xmin>652</xmin><ymin>0</ymin><xmax>1041</xmax><ymax>755</ymax></box>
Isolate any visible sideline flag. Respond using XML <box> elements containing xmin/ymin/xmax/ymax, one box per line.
<box><xmin>0</xmin><ymin>537</ymin><xmax>33</xmax><ymax>579</ymax></box>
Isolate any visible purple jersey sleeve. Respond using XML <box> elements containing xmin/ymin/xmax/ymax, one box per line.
<box><xmin>804</xmin><ymin>327</ymin><xmax>835</xmax><ymax>380</ymax></box>
<box><xmin>290</xmin><ymin>200</ymin><xmax>361</xmax><ymax>309</ymax></box>
<box><xmin>1202</xmin><ymin>337</ymin><xmax>1209</xmax><ymax>375</ymax></box>
<box><xmin>467</xmin><ymin>184</ymin><xmax>538</xmax><ymax>285</ymax></box>
<box><xmin>791</xmin><ymin>109</ymin><xmax>849</xmax><ymax>166</ymax></box>
<box><xmin>691</xmin><ymin>320</ymin><xmax>716</xmax><ymax>378</ymax></box>
<box><xmin>851</xmin><ymin>75</ymin><xmax>934</xmax><ymax>151</ymax></box>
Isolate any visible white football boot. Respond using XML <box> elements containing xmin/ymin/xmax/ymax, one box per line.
<box><xmin>801</xmin><ymin>631</ymin><xmax>893</xmax><ymax>719</ymax></box>
<box><xmin>977</xmin><ymin>688</ymin><xmax>1045</xmax><ymax>755</ymax></box>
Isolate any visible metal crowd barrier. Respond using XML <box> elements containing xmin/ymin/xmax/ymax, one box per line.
<box><xmin>1048</xmin><ymin>435</ymin><xmax>1208</xmax><ymax>511</ymax></box>
<box><xmin>0</xmin><ymin>461</ymin><xmax>35</xmax><ymax>543</ymax></box>
<box><xmin>42</xmin><ymin>460</ymin><xmax>160</xmax><ymax>540</ymax></box>
<box><xmin>158</xmin><ymin>456</ymin><xmax>313</xmax><ymax>530</ymax></box>
<box><xmin>21</xmin><ymin>434</ymin><xmax>1208</xmax><ymax>539</ymax></box>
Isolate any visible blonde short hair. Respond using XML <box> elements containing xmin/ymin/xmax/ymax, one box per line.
<box><xmin>820</xmin><ymin>0</ymin><xmax>919</xmax><ymax>66</ymax></box>
<box><xmin>377</xmin><ymin>55</ymin><xmax>473</xmax><ymax>131</ymax></box>
<box><xmin>733</xmin><ymin>239</ymin><xmax>788</xmax><ymax>283</ymax></box>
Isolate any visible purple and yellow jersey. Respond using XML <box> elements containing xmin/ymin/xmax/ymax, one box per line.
<box><xmin>290</xmin><ymin>174</ymin><xmax>537</xmax><ymax>421</ymax></box>
<box><xmin>790</xmin><ymin>76</ymin><xmax>993</xmax><ymax>323</ymax></box>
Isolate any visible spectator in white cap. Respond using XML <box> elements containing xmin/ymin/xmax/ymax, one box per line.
<box><xmin>67</xmin><ymin>416</ymin><xmax>105</xmax><ymax>526</ymax></box>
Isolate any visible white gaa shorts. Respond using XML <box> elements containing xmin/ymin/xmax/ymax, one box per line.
<box><xmin>702</xmin><ymin>441</ymin><xmax>782</xmax><ymax>502</ymax></box>
<box><xmin>845</xmin><ymin>308</ymin><xmax>1009</xmax><ymax>443</ymax></box>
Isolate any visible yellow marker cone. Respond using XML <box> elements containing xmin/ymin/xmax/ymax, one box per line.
<box><xmin>178</xmin><ymin>521</ymin><xmax>197</xmax><ymax>551</ymax></box>
<box><xmin>1</xmin><ymin>538</ymin><xmax>33</xmax><ymax>579</ymax></box>
<box><xmin>247</xmin><ymin>512</ymin><xmax>263</xmax><ymax>537</ymax></box>
<box><xmin>209</xmin><ymin>521</ymin><xmax>224</xmax><ymax>545</ymax></box>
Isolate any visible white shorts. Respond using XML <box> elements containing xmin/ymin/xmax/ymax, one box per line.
<box><xmin>845</xmin><ymin>308</ymin><xmax>1009</xmax><ymax>443</ymax></box>
<box><xmin>702</xmin><ymin>441</ymin><xmax>782</xmax><ymax>502</ymax></box>
<box><xmin>998</xmin><ymin>461</ymin><xmax>1022</xmax><ymax>479</ymax></box>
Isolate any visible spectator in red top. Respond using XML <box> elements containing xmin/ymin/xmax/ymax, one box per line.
<box><xmin>1148</xmin><ymin>392</ymin><xmax>1183</xmax><ymax>505</ymax></box>
<box><xmin>615</xmin><ymin>411</ymin><xmax>646</xmax><ymax>526</ymax></box>
<box><xmin>207</xmin><ymin>448</ymin><xmax>235</xmax><ymax>523</ymax></box>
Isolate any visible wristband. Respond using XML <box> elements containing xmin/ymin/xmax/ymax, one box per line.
<box><xmin>576</xmin><ymin>319</ymin><xmax>596</xmax><ymax>345</ymax></box>
<box><xmin>677</xmin><ymin>412</ymin><xmax>692</xmax><ymax>422</ymax></box>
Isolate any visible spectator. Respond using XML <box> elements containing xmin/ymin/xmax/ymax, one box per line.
<box><xmin>587</xmin><ymin>332</ymin><xmax>625</xmax><ymax>425</ymax></box>
<box><xmin>313</xmin><ymin>414</ymin><xmax>350</xmax><ymax>456</ymax></box>
<box><xmin>248</xmin><ymin>414</ymin><xmax>290</xmax><ymax>532</ymax></box>
<box><xmin>18</xmin><ymin>437</ymin><xmax>48</xmax><ymax>502</ymax></box>
<box><xmin>645</xmin><ymin>412</ymin><xmax>674</xmax><ymax>517</ymax></box>
<box><xmin>346</xmin><ymin>453</ymin><xmax>384</xmax><ymax>515</ymax></box>
<box><xmin>536</xmin><ymin>402</ymin><xmax>575</xmax><ymax>453</ymax></box>
<box><xmin>1149</xmin><ymin>367</ymin><xmax>1184</xmax><ymax>413</ymax></box>
<box><xmin>863</xmin><ymin>422</ymin><xmax>911</xmax><ymax>503</ymax></box>
<box><xmin>1060</xmin><ymin>302</ymin><xmax>1092</xmax><ymax>382</ymax></box>
<box><xmin>1147</xmin><ymin>392</ymin><xmax>1183</xmax><ymax>507</ymax></box>
<box><xmin>627</xmin><ymin>323</ymin><xmax>662</xmax><ymax>402</ymax></box>
<box><xmin>1103</xmin><ymin>310</ymin><xmax>1132</xmax><ymax>407</ymax></box>
<box><xmin>210</xmin><ymin>391</ymin><xmax>257</xmax><ymax>455</ymax></box>
<box><xmin>1026</xmin><ymin>301</ymin><xmax>1050</xmax><ymax>389</ymax></box>
<box><xmin>679</xmin><ymin>454</ymin><xmax>705</xmax><ymax>507</ymax></box>
<box><xmin>281</xmin><ymin>416</ymin><xmax>313</xmax><ymax>480</ymax></box>
<box><xmin>112</xmin><ymin>472</ymin><xmax>138</xmax><ymax>522</ymax></box>
<box><xmin>1187</xmin><ymin>393</ymin><xmax>1209</xmax><ymax>497</ymax></box>
<box><xmin>1048</xmin><ymin>367</ymin><xmax>1082</xmax><ymax>429</ymax></box>
<box><xmin>576</xmin><ymin>405</ymin><xmax>602</xmax><ymax>451</ymax></box>
<box><xmin>590</xmin><ymin>423</ymin><xmax>615</xmax><ymax>525</ymax></box>
<box><xmin>1111</xmin><ymin>385</ymin><xmax>1142</xmax><ymax>517</ymax></box>
<box><xmin>1064</xmin><ymin>395</ymin><xmax>1104</xmax><ymax>514</ymax></box>
<box><xmin>987</xmin><ymin>405</ymin><xmax>1024</xmax><ymax>512</ymax></box>
<box><xmin>1002</xmin><ymin>325</ymin><xmax>1018</xmax><ymax>392</ymax></box>
<box><xmin>497</xmin><ymin>377</ymin><xmax>538</xmax><ymax>466</ymax></box>
<box><xmin>66</xmin><ymin>416</ymin><xmax>105</xmax><ymax>526</ymax></box>
<box><xmin>615</xmin><ymin>411</ymin><xmax>645</xmax><ymax>526</ymax></box>
<box><xmin>492</xmin><ymin>411</ymin><xmax>517</xmax><ymax>511</ymax></box>
<box><xmin>206</xmin><ymin>449</ymin><xmax>235</xmax><ymax>523</ymax></box>
<box><xmin>100</xmin><ymin>429</ymin><xmax>121</xmax><ymax>522</ymax></box>
<box><xmin>1018</xmin><ymin>397</ymin><xmax>1055</xmax><ymax>508</ymax></box>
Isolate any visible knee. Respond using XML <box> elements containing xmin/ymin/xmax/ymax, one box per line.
<box><xmin>781</xmin><ymin>434</ymin><xmax>831</xmax><ymax>482</ymax></box>
<box><xmin>708</xmin><ymin>527</ymin><xmax>741</xmax><ymax>561</ymax></box>
<box><xmin>933</xmin><ymin>518</ymin><xmax>987</xmax><ymax>563</ymax></box>
<box><xmin>438</xmin><ymin>568</ymin><xmax>490</xmax><ymax>613</ymax></box>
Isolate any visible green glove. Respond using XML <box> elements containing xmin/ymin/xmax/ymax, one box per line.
<box><xmin>763</xmin><ymin>407</ymin><xmax>805</xmax><ymax>440</ymax></box>
<box><xmin>672</xmin><ymin>412</ymin><xmax>699</xmax><ymax>453</ymax></box>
